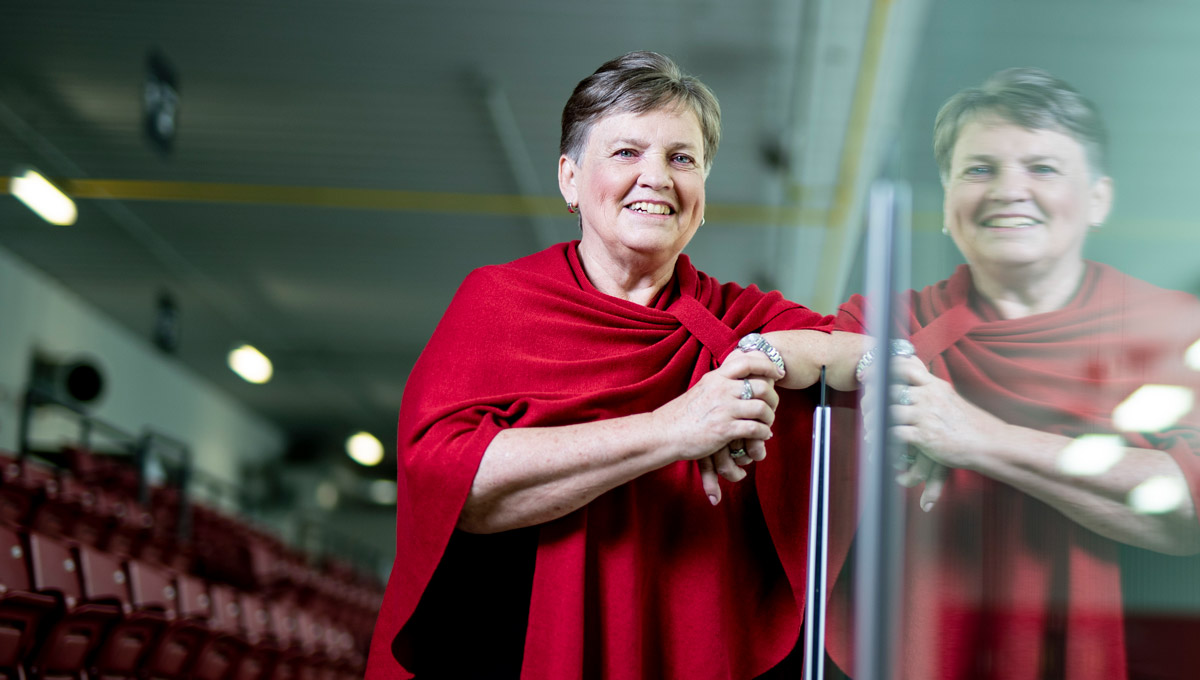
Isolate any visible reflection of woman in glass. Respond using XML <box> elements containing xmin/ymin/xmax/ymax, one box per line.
<box><xmin>835</xmin><ymin>69</ymin><xmax>1200</xmax><ymax>679</ymax></box>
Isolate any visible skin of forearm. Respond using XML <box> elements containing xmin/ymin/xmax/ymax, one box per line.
<box><xmin>762</xmin><ymin>330</ymin><xmax>866</xmax><ymax>392</ymax></box>
<box><xmin>457</xmin><ymin>412</ymin><xmax>681</xmax><ymax>534</ymax></box>
<box><xmin>970</xmin><ymin>424</ymin><xmax>1200</xmax><ymax>555</ymax></box>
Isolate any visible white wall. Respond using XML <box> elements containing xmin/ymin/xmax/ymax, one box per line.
<box><xmin>0</xmin><ymin>243</ymin><xmax>284</xmax><ymax>486</ymax></box>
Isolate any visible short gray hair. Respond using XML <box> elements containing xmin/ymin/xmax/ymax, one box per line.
<box><xmin>933</xmin><ymin>67</ymin><xmax>1109</xmax><ymax>182</ymax></box>
<box><xmin>560</xmin><ymin>51</ymin><xmax>721</xmax><ymax>175</ymax></box>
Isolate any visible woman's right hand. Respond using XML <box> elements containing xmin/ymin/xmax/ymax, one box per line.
<box><xmin>650</xmin><ymin>349</ymin><xmax>783</xmax><ymax>505</ymax></box>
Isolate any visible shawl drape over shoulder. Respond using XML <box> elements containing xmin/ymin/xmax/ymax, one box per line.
<box><xmin>832</xmin><ymin>262</ymin><xmax>1200</xmax><ymax>680</ymax></box>
<box><xmin>367</xmin><ymin>242</ymin><xmax>849</xmax><ymax>679</ymax></box>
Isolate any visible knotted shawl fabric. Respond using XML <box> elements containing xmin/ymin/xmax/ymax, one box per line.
<box><xmin>366</xmin><ymin>241</ymin><xmax>845</xmax><ymax>679</ymax></box>
<box><xmin>831</xmin><ymin>262</ymin><xmax>1200</xmax><ymax>680</ymax></box>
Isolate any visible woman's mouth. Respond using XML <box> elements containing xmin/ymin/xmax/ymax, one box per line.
<box><xmin>980</xmin><ymin>216</ymin><xmax>1040</xmax><ymax>228</ymax></box>
<box><xmin>626</xmin><ymin>201</ymin><xmax>675</xmax><ymax>215</ymax></box>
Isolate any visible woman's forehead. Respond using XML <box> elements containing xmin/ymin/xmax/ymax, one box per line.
<box><xmin>952</xmin><ymin>117</ymin><xmax>1086</xmax><ymax>162</ymax></box>
<box><xmin>587</xmin><ymin>106</ymin><xmax>704</xmax><ymax>146</ymax></box>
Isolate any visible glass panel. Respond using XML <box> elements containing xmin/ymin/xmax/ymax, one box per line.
<box><xmin>835</xmin><ymin>2</ymin><xmax>1200</xmax><ymax>678</ymax></box>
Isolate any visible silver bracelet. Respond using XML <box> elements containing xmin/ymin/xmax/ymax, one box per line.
<box><xmin>737</xmin><ymin>333</ymin><xmax>786</xmax><ymax>374</ymax></box>
<box><xmin>854</xmin><ymin>338</ymin><xmax>915</xmax><ymax>383</ymax></box>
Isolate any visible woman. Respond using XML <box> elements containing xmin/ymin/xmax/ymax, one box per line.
<box><xmin>366</xmin><ymin>51</ymin><xmax>862</xmax><ymax>679</ymax></box>
<box><xmin>833</xmin><ymin>68</ymin><xmax>1200</xmax><ymax>679</ymax></box>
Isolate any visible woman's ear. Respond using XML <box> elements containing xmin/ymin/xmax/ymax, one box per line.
<box><xmin>558</xmin><ymin>155</ymin><xmax>579</xmax><ymax>206</ymax></box>
<box><xmin>1090</xmin><ymin>175</ymin><xmax>1114</xmax><ymax>226</ymax></box>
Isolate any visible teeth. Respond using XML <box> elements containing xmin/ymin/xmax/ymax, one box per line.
<box><xmin>982</xmin><ymin>217</ymin><xmax>1038</xmax><ymax>228</ymax></box>
<box><xmin>627</xmin><ymin>201</ymin><xmax>673</xmax><ymax>215</ymax></box>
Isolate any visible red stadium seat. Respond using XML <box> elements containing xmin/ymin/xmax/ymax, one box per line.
<box><xmin>24</xmin><ymin>530</ymin><xmax>121</xmax><ymax>679</ymax></box>
<box><xmin>78</xmin><ymin>544</ymin><xmax>168</xmax><ymax>677</ymax></box>
<box><xmin>140</xmin><ymin>570</ymin><xmax>211</xmax><ymax>679</ymax></box>
<box><xmin>0</xmin><ymin>524</ymin><xmax>58</xmax><ymax>676</ymax></box>
<box><xmin>188</xmin><ymin>583</ymin><xmax>249</xmax><ymax>680</ymax></box>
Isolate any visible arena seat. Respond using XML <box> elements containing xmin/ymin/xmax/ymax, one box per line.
<box><xmin>77</xmin><ymin>544</ymin><xmax>168</xmax><ymax>678</ymax></box>
<box><xmin>0</xmin><ymin>458</ymin><xmax>56</xmax><ymax>528</ymax></box>
<box><xmin>24</xmin><ymin>530</ymin><xmax>121</xmax><ymax>679</ymax></box>
<box><xmin>188</xmin><ymin>582</ymin><xmax>250</xmax><ymax>680</ymax></box>
<box><xmin>0</xmin><ymin>523</ymin><xmax>58</xmax><ymax>676</ymax></box>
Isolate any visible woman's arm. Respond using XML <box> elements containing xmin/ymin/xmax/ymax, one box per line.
<box><xmin>890</xmin><ymin>356</ymin><xmax>1200</xmax><ymax>556</ymax></box>
<box><xmin>762</xmin><ymin>330</ymin><xmax>868</xmax><ymax>392</ymax></box>
<box><xmin>458</xmin><ymin>350</ymin><xmax>784</xmax><ymax>534</ymax></box>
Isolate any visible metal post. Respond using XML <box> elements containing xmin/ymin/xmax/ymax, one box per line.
<box><xmin>854</xmin><ymin>179</ymin><xmax>911</xmax><ymax>680</ymax></box>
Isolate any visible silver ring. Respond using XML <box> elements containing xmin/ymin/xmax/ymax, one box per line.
<box><xmin>890</xmin><ymin>339</ymin><xmax>915</xmax><ymax>357</ymax></box>
<box><xmin>740</xmin><ymin>378</ymin><xmax>753</xmax><ymax>400</ymax></box>
<box><xmin>897</xmin><ymin>386</ymin><xmax>913</xmax><ymax>406</ymax></box>
<box><xmin>895</xmin><ymin>451</ymin><xmax>917</xmax><ymax>469</ymax></box>
<box><xmin>730</xmin><ymin>447</ymin><xmax>747</xmax><ymax>459</ymax></box>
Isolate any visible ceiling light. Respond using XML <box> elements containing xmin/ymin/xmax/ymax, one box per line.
<box><xmin>227</xmin><ymin>344</ymin><xmax>273</xmax><ymax>384</ymax></box>
<box><xmin>346</xmin><ymin>431</ymin><xmax>384</xmax><ymax>467</ymax></box>
<box><xmin>315</xmin><ymin>481</ymin><xmax>339</xmax><ymax>510</ymax></box>
<box><xmin>1112</xmin><ymin>385</ymin><xmax>1194</xmax><ymax>432</ymax></box>
<box><xmin>1056</xmin><ymin>434</ymin><xmax>1124</xmax><ymax>477</ymax></box>
<box><xmin>9</xmin><ymin>166</ymin><xmax>77</xmax><ymax>225</ymax></box>
<box><xmin>1127</xmin><ymin>475</ymin><xmax>1187</xmax><ymax>515</ymax></box>
<box><xmin>1186</xmin><ymin>338</ymin><xmax>1200</xmax><ymax>372</ymax></box>
<box><xmin>369</xmin><ymin>479</ymin><xmax>397</xmax><ymax>505</ymax></box>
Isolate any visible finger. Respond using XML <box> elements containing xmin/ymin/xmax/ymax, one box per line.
<box><xmin>736</xmin><ymin>399</ymin><xmax>777</xmax><ymax>428</ymax></box>
<box><xmin>757</xmin><ymin>380</ymin><xmax>780</xmax><ymax>411</ymax></box>
<box><xmin>698</xmin><ymin>456</ymin><xmax>721</xmax><ymax>505</ymax></box>
<box><xmin>729</xmin><ymin>439</ymin><xmax>753</xmax><ymax>467</ymax></box>
<box><xmin>889</xmin><ymin>383</ymin><xmax>915</xmax><ymax>404</ymax></box>
<box><xmin>734</xmin><ymin>377</ymin><xmax>777</xmax><ymax>406</ymax></box>
<box><xmin>888</xmin><ymin>404</ymin><xmax>914</xmax><ymax>426</ymax></box>
<box><xmin>896</xmin><ymin>467</ymin><xmax>922</xmax><ymax>487</ymax></box>
<box><xmin>895</xmin><ymin>449</ymin><xmax>932</xmax><ymax>487</ymax></box>
<box><xmin>715</xmin><ymin>446</ymin><xmax>748</xmax><ymax>483</ymax></box>
<box><xmin>745</xmin><ymin>438</ymin><xmax>768</xmax><ymax>463</ymax></box>
<box><xmin>890</xmin><ymin>355</ymin><xmax>935</xmax><ymax>386</ymax></box>
<box><xmin>920</xmin><ymin>463</ymin><xmax>949</xmax><ymax>512</ymax></box>
<box><xmin>717</xmin><ymin>350</ymin><xmax>785</xmax><ymax>380</ymax></box>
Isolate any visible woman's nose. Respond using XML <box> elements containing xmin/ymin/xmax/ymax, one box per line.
<box><xmin>637</xmin><ymin>155</ymin><xmax>673</xmax><ymax>189</ymax></box>
<box><xmin>987</xmin><ymin>167</ymin><xmax>1031</xmax><ymax>202</ymax></box>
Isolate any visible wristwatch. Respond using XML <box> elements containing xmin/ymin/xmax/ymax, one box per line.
<box><xmin>737</xmin><ymin>333</ymin><xmax>786</xmax><ymax>374</ymax></box>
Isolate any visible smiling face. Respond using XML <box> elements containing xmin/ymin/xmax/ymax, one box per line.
<box><xmin>558</xmin><ymin>105</ymin><xmax>706</xmax><ymax>284</ymax></box>
<box><xmin>944</xmin><ymin>116</ymin><xmax>1112</xmax><ymax>285</ymax></box>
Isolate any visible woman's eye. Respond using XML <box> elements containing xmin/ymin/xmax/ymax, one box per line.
<box><xmin>616</xmin><ymin>149</ymin><xmax>637</xmax><ymax>158</ymax></box>
<box><xmin>672</xmin><ymin>154</ymin><xmax>695</xmax><ymax>165</ymax></box>
<box><xmin>964</xmin><ymin>165</ymin><xmax>992</xmax><ymax>177</ymax></box>
<box><xmin>1030</xmin><ymin>164</ymin><xmax>1058</xmax><ymax>175</ymax></box>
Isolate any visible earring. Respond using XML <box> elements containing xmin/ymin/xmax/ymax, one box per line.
<box><xmin>700</xmin><ymin>217</ymin><xmax>706</xmax><ymax>226</ymax></box>
<box><xmin>941</xmin><ymin>226</ymin><xmax>949</xmax><ymax>235</ymax></box>
<box><xmin>566</xmin><ymin>202</ymin><xmax>578</xmax><ymax>214</ymax></box>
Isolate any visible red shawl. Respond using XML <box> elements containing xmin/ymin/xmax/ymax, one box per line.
<box><xmin>366</xmin><ymin>241</ymin><xmax>846</xmax><ymax>679</ymax></box>
<box><xmin>832</xmin><ymin>262</ymin><xmax>1200</xmax><ymax>680</ymax></box>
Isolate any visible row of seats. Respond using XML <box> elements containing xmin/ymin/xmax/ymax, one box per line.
<box><xmin>0</xmin><ymin>450</ymin><xmax>383</xmax><ymax>679</ymax></box>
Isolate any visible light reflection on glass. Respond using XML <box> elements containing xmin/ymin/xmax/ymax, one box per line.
<box><xmin>1112</xmin><ymin>385</ymin><xmax>1195</xmax><ymax>433</ymax></box>
<box><xmin>1186</xmin><ymin>338</ymin><xmax>1200</xmax><ymax>372</ymax></box>
<box><xmin>1056</xmin><ymin>434</ymin><xmax>1125</xmax><ymax>477</ymax></box>
<box><xmin>1127</xmin><ymin>475</ymin><xmax>1188</xmax><ymax>515</ymax></box>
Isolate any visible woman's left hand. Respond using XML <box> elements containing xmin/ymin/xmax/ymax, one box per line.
<box><xmin>696</xmin><ymin>348</ymin><xmax>782</xmax><ymax>504</ymax></box>
<box><xmin>887</xmin><ymin>356</ymin><xmax>1007</xmax><ymax>510</ymax></box>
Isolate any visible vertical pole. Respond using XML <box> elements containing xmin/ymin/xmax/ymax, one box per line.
<box><xmin>803</xmin><ymin>368</ymin><xmax>832</xmax><ymax>680</ymax></box>
<box><xmin>854</xmin><ymin>179</ymin><xmax>911</xmax><ymax>680</ymax></box>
